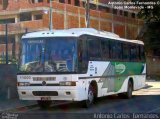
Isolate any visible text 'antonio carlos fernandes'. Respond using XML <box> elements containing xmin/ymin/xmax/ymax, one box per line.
<box><xmin>93</xmin><ymin>113</ymin><xmax>160</xmax><ymax>119</ymax></box>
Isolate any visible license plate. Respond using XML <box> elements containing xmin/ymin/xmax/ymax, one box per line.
<box><xmin>41</xmin><ymin>97</ymin><xmax>51</xmax><ymax>100</ymax></box>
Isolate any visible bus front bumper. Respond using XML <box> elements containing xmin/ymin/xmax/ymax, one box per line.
<box><xmin>17</xmin><ymin>86</ymin><xmax>83</xmax><ymax>101</ymax></box>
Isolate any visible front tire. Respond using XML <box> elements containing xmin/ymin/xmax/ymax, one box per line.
<box><xmin>83</xmin><ymin>85</ymin><xmax>94</xmax><ymax>108</ymax></box>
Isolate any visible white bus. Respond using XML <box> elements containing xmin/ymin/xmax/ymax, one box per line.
<box><xmin>17</xmin><ymin>28</ymin><xmax>146</xmax><ymax>108</ymax></box>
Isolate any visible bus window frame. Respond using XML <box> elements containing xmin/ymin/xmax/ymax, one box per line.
<box><xmin>87</xmin><ymin>35</ymin><xmax>102</xmax><ymax>61</ymax></box>
<box><xmin>77</xmin><ymin>35</ymin><xmax>89</xmax><ymax>74</ymax></box>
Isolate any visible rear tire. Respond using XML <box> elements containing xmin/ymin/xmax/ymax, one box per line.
<box><xmin>37</xmin><ymin>101</ymin><xmax>52</xmax><ymax>109</ymax></box>
<box><xmin>118</xmin><ymin>80</ymin><xmax>133</xmax><ymax>99</ymax></box>
<box><xmin>124</xmin><ymin>80</ymin><xmax>133</xmax><ymax>99</ymax></box>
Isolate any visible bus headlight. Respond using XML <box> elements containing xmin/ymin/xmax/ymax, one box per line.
<box><xmin>17</xmin><ymin>82</ymin><xmax>30</xmax><ymax>86</ymax></box>
<box><xmin>59</xmin><ymin>81</ymin><xmax>76</xmax><ymax>86</ymax></box>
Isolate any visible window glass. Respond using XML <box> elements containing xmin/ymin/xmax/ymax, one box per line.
<box><xmin>130</xmin><ymin>44</ymin><xmax>137</xmax><ymax>61</ymax></box>
<box><xmin>122</xmin><ymin>43</ymin><xmax>130</xmax><ymax>61</ymax></box>
<box><xmin>78</xmin><ymin>36</ymin><xmax>88</xmax><ymax>73</ymax></box>
<box><xmin>59</xmin><ymin>0</ymin><xmax>65</xmax><ymax>3</ymax></box>
<box><xmin>113</xmin><ymin>9</ymin><xmax>117</xmax><ymax>15</ymax></box>
<box><xmin>2</xmin><ymin>0</ymin><xmax>8</xmax><ymax>10</ymax></box>
<box><xmin>98</xmin><ymin>6</ymin><xmax>107</xmax><ymax>12</ymax></box>
<box><xmin>90</xmin><ymin>3</ymin><xmax>96</xmax><ymax>10</ymax></box>
<box><xmin>75</xmin><ymin>0</ymin><xmax>80</xmax><ymax>6</ymax></box>
<box><xmin>124</xmin><ymin>11</ymin><xmax>128</xmax><ymax>17</ymax></box>
<box><xmin>137</xmin><ymin>45</ymin><xmax>141</xmax><ymax>61</ymax></box>
<box><xmin>0</xmin><ymin>18</ymin><xmax>15</xmax><ymax>24</ymax></box>
<box><xmin>34</xmin><ymin>14</ymin><xmax>42</xmax><ymax>20</ymax></box>
<box><xmin>88</xmin><ymin>36</ymin><xmax>101</xmax><ymax>60</ymax></box>
<box><xmin>110</xmin><ymin>40</ymin><xmax>122</xmax><ymax>60</ymax></box>
<box><xmin>20</xmin><ymin>12</ymin><xmax>32</xmax><ymax>21</ymax></box>
<box><xmin>19</xmin><ymin>37</ymin><xmax>77</xmax><ymax>73</ymax></box>
<box><xmin>119</xmin><ymin>10</ymin><xmax>123</xmax><ymax>15</ymax></box>
<box><xmin>140</xmin><ymin>45</ymin><xmax>145</xmax><ymax>61</ymax></box>
<box><xmin>131</xmin><ymin>13</ymin><xmax>135</xmax><ymax>18</ymax></box>
<box><xmin>101</xmin><ymin>38</ymin><xmax>110</xmax><ymax>60</ymax></box>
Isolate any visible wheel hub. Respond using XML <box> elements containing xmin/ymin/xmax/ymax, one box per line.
<box><xmin>88</xmin><ymin>90</ymin><xmax>94</xmax><ymax>103</ymax></box>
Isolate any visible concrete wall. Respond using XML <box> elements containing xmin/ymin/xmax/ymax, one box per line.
<box><xmin>0</xmin><ymin>64</ymin><xmax>18</xmax><ymax>100</ymax></box>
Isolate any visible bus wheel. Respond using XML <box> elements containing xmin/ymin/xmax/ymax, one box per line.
<box><xmin>37</xmin><ymin>100</ymin><xmax>52</xmax><ymax>109</ymax></box>
<box><xmin>83</xmin><ymin>85</ymin><xmax>94</xmax><ymax>108</ymax></box>
<box><xmin>118</xmin><ymin>80</ymin><xmax>133</xmax><ymax>99</ymax></box>
<box><xmin>125</xmin><ymin>80</ymin><xmax>133</xmax><ymax>99</ymax></box>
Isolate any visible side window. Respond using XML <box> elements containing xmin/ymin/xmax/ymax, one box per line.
<box><xmin>130</xmin><ymin>44</ymin><xmax>138</xmax><ymax>61</ymax></box>
<box><xmin>110</xmin><ymin>40</ymin><xmax>122</xmax><ymax>60</ymax></box>
<box><xmin>137</xmin><ymin>45</ymin><xmax>141</xmax><ymax>61</ymax></box>
<box><xmin>140</xmin><ymin>45</ymin><xmax>145</xmax><ymax>62</ymax></box>
<box><xmin>122</xmin><ymin>43</ymin><xmax>130</xmax><ymax>61</ymax></box>
<box><xmin>78</xmin><ymin>36</ymin><xmax>88</xmax><ymax>73</ymax></box>
<box><xmin>88</xmin><ymin>36</ymin><xmax>101</xmax><ymax>60</ymax></box>
<box><xmin>110</xmin><ymin>40</ymin><xmax>115</xmax><ymax>59</ymax></box>
<box><xmin>101</xmin><ymin>38</ymin><xmax>110</xmax><ymax>60</ymax></box>
<box><xmin>117</xmin><ymin>42</ymin><xmax>122</xmax><ymax>60</ymax></box>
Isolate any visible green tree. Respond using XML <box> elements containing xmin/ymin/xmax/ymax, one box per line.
<box><xmin>136</xmin><ymin>0</ymin><xmax>160</xmax><ymax>22</ymax></box>
<box><xmin>135</xmin><ymin>0</ymin><xmax>160</xmax><ymax>56</ymax></box>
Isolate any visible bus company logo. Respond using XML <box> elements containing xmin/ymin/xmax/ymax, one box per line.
<box><xmin>115</xmin><ymin>63</ymin><xmax>126</xmax><ymax>74</ymax></box>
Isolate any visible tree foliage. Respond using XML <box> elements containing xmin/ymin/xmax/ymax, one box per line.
<box><xmin>143</xmin><ymin>22</ymin><xmax>160</xmax><ymax>56</ymax></box>
<box><xmin>134</xmin><ymin>0</ymin><xmax>160</xmax><ymax>56</ymax></box>
<box><xmin>132</xmin><ymin>0</ymin><xmax>160</xmax><ymax>22</ymax></box>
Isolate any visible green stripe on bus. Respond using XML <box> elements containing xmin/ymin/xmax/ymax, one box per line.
<box><xmin>110</xmin><ymin>62</ymin><xmax>145</xmax><ymax>92</ymax></box>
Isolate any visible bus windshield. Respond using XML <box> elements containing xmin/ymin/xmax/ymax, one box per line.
<box><xmin>19</xmin><ymin>37</ymin><xmax>77</xmax><ymax>73</ymax></box>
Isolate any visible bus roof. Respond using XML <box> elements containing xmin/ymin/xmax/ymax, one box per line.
<box><xmin>22</xmin><ymin>28</ymin><xmax>144</xmax><ymax>45</ymax></box>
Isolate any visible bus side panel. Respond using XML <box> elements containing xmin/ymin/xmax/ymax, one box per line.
<box><xmin>86</xmin><ymin>61</ymin><xmax>111</xmax><ymax>97</ymax></box>
<box><xmin>90</xmin><ymin>61</ymin><xmax>146</xmax><ymax>97</ymax></box>
<box><xmin>77</xmin><ymin>61</ymin><xmax>146</xmax><ymax>100</ymax></box>
<box><xmin>76</xmin><ymin>78</ymin><xmax>88</xmax><ymax>101</ymax></box>
<box><xmin>110</xmin><ymin>62</ymin><xmax>146</xmax><ymax>92</ymax></box>
<box><xmin>133</xmin><ymin>64</ymin><xmax>146</xmax><ymax>90</ymax></box>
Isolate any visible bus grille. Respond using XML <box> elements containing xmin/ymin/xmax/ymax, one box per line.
<box><xmin>32</xmin><ymin>91</ymin><xmax>58</xmax><ymax>96</ymax></box>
